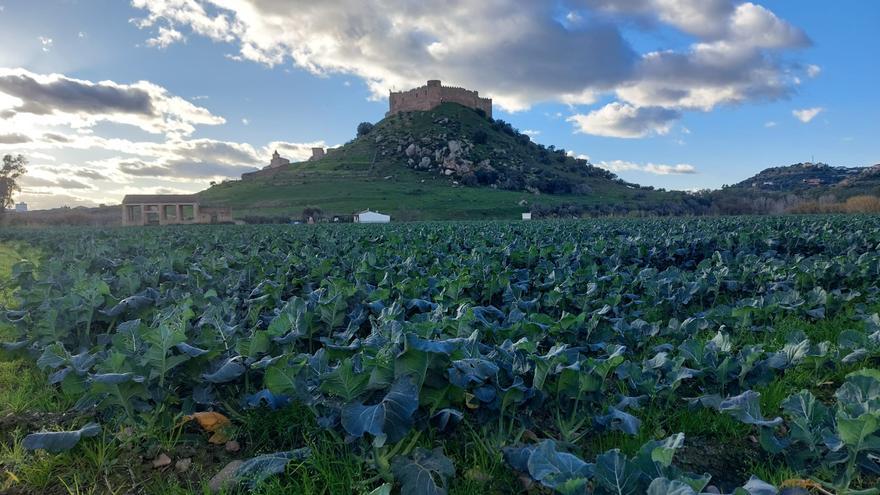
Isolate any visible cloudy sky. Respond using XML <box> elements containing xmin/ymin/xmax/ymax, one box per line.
<box><xmin>0</xmin><ymin>1</ymin><xmax>877</xmax><ymax>209</ymax></box>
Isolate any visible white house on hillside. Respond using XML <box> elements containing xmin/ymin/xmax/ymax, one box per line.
<box><xmin>353</xmin><ymin>210</ymin><xmax>390</xmax><ymax>223</ymax></box>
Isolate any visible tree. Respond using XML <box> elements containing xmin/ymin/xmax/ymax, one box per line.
<box><xmin>357</xmin><ymin>122</ymin><xmax>374</xmax><ymax>137</ymax></box>
<box><xmin>302</xmin><ymin>206</ymin><xmax>323</xmax><ymax>223</ymax></box>
<box><xmin>0</xmin><ymin>154</ymin><xmax>27</xmax><ymax>215</ymax></box>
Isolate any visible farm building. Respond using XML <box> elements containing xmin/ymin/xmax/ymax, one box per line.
<box><xmin>14</xmin><ymin>202</ymin><xmax>27</xmax><ymax>213</ymax></box>
<box><xmin>353</xmin><ymin>210</ymin><xmax>390</xmax><ymax>223</ymax></box>
<box><xmin>121</xmin><ymin>194</ymin><xmax>233</xmax><ymax>226</ymax></box>
<box><xmin>522</xmin><ymin>212</ymin><xmax>532</xmax><ymax>220</ymax></box>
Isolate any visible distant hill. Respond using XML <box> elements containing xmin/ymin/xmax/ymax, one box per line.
<box><xmin>729</xmin><ymin>162</ymin><xmax>880</xmax><ymax>196</ymax></box>
<box><xmin>707</xmin><ymin>162</ymin><xmax>880</xmax><ymax>215</ymax></box>
<box><xmin>199</xmin><ymin>103</ymin><xmax>705</xmax><ymax>220</ymax></box>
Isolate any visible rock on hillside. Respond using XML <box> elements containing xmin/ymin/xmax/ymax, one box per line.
<box><xmin>362</xmin><ymin>103</ymin><xmax>630</xmax><ymax>195</ymax></box>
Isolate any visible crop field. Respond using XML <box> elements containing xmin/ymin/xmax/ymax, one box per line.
<box><xmin>1</xmin><ymin>216</ymin><xmax>879</xmax><ymax>495</ymax></box>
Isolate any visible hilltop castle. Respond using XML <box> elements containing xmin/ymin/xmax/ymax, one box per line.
<box><xmin>387</xmin><ymin>80</ymin><xmax>492</xmax><ymax>118</ymax></box>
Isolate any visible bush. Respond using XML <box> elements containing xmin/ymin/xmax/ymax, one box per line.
<box><xmin>356</xmin><ymin>122</ymin><xmax>374</xmax><ymax>137</ymax></box>
<box><xmin>475</xmin><ymin>167</ymin><xmax>499</xmax><ymax>185</ymax></box>
<box><xmin>302</xmin><ymin>206</ymin><xmax>324</xmax><ymax>222</ymax></box>
<box><xmin>472</xmin><ymin>130</ymin><xmax>488</xmax><ymax>145</ymax></box>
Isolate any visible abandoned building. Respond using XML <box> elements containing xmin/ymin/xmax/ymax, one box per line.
<box><xmin>267</xmin><ymin>150</ymin><xmax>290</xmax><ymax>169</ymax></box>
<box><xmin>121</xmin><ymin>194</ymin><xmax>232</xmax><ymax>226</ymax></box>
<box><xmin>309</xmin><ymin>147</ymin><xmax>326</xmax><ymax>161</ymax></box>
<box><xmin>387</xmin><ymin>80</ymin><xmax>492</xmax><ymax>118</ymax></box>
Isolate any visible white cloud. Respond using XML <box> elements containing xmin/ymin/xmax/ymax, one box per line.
<box><xmin>38</xmin><ymin>36</ymin><xmax>53</xmax><ymax>52</ymax></box>
<box><xmin>595</xmin><ymin>160</ymin><xmax>697</xmax><ymax>175</ymax></box>
<box><xmin>806</xmin><ymin>64</ymin><xmax>821</xmax><ymax>78</ymax></box>
<box><xmin>568</xmin><ymin>102</ymin><xmax>680</xmax><ymax>138</ymax></box>
<box><xmin>0</xmin><ymin>68</ymin><xmax>324</xmax><ymax>209</ymax></box>
<box><xmin>78</xmin><ymin>31</ymin><xmax>87</xmax><ymax>39</ymax></box>
<box><xmin>566</xmin><ymin>150</ymin><xmax>591</xmax><ymax>162</ymax></box>
<box><xmin>522</xmin><ymin>129</ymin><xmax>541</xmax><ymax>136</ymax></box>
<box><xmin>129</xmin><ymin>0</ymin><xmax>811</xmax><ymax>136</ymax></box>
<box><xmin>241</xmin><ymin>117</ymin><xmax>249</xmax><ymax>125</ymax></box>
<box><xmin>0</xmin><ymin>68</ymin><xmax>224</xmax><ymax>137</ymax></box>
<box><xmin>146</xmin><ymin>26</ymin><xmax>184</xmax><ymax>49</ymax></box>
<box><xmin>792</xmin><ymin>107</ymin><xmax>823</xmax><ymax>123</ymax></box>
<box><xmin>764</xmin><ymin>121</ymin><xmax>777</xmax><ymax>127</ymax></box>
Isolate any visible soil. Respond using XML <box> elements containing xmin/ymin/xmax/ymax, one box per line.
<box><xmin>675</xmin><ymin>434</ymin><xmax>764</xmax><ymax>491</ymax></box>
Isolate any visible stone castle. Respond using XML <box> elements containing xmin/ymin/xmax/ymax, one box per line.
<box><xmin>387</xmin><ymin>80</ymin><xmax>492</xmax><ymax>118</ymax></box>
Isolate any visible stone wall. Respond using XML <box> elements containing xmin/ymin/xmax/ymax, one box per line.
<box><xmin>387</xmin><ymin>80</ymin><xmax>492</xmax><ymax>117</ymax></box>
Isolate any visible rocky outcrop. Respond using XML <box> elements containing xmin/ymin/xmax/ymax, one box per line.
<box><xmin>371</xmin><ymin>115</ymin><xmax>522</xmax><ymax>187</ymax></box>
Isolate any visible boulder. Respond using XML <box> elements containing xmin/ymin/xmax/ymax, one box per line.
<box><xmin>405</xmin><ymin>143</ymin><xmax>418</xmax><ymax>157</ymax></box>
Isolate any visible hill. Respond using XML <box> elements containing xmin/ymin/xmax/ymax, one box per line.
<box><xmin>727</xmin><ymin>161</ymin><xmax>880</xmax><ymax>193</ymax></box>
<box><xmin>198</xmin><ymin>103</ymin><xmax>706</xmax><ymax>220</ymax></box>
<box><xmin>709</xmin><ymin>162</ymin><xmax>880</xmax><ymax>214</ymax></box>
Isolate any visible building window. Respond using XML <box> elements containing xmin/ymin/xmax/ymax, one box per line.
<box><xmin>163</xmin><ymin>205</ymin><xmax>177</xmax><ymax>220</ymax></box>
<box><xmin>181</xmin><ymin>205</ymin><xmax>195</xmax><ymax>221</ymax></box>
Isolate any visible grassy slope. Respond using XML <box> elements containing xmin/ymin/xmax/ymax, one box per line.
<box><xmin>199</xmin><ymin>103</ymin><xmax>680</xmax><ymax>220</ymax></box>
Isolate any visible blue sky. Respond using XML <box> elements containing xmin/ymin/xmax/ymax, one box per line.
<box><xmin>0</xmin><ymin>0</ymin><xmax>877</xmax><ymax>209</ymax></box>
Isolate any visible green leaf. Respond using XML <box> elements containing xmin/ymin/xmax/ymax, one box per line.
<box><xmin>526</xmin><ymin>440</ymin><xmax>594</xmax><ymax>491</ymax></box>
<box><xmin>646</xmin><ymin>478</ymin><xmax>696</xmax><ymax>495</ymax></box>
<box><xmin>234</xmin><ymin>448</ymin><xmax>311</xmax><ymax>489</ymax></box>
<box><xmin>391</xmin><ymin>448</ymin><xmax>455</xmax><ymax>495</ymax></box>
<box><xmin>341</xmin><ymin>376</ymin><xmax>419</xmax><ymax>444</ymax></box>
<box><xmin>836</xmin><ymin>411</ymin><xmax>879</xmax><ymax>447</ymax></box>
<box><xmin>23</xmin><ymin>423</ymin><xmax>101</xmax><ymax>453</ymax></box>
<box><xmin>319</xmin><ymin>358</ymin><xmax>370</xmax><ymax>401</ymax></box>
<box><xmin>594</xmin><ymin>449</ymin><xmax>641</xmax><ymax>495</ymax></box>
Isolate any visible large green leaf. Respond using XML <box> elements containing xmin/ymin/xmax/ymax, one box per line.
<box><xmin>390</xmin><ymin>448</ymin><xmax>455</xmax><ymax>495</ymax></box>
<box><xmin>319</xmin><ymin>358</ymin><xmax>370</xmax><ymax>401</ymax></box>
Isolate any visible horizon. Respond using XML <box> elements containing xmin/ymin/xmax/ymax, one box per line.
<box><xmin>0</xmin><ymin>1</ymin><xmax>878</xmax><ymax>210</ymax></box>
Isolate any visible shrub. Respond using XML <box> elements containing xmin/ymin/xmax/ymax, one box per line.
<box><xmin>302</xmin><ymin>206</ymin><xmax>324</xmax><ymax>222</ymax></box>
<box><xmin>356</xmin><ymin>122</ymin><xmax>374</xmax><ymax>137</ymax></box>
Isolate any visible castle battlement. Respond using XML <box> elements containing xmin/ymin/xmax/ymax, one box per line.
<box><xmin>387</xmin><ymin>80</ymin><xmax>492</xmax><ymax>118</ymax></box>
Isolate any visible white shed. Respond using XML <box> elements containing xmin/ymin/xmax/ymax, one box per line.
<box><xmin>354</xmin><ymin>210</ymin><xmax>391</xmax><ymax>223</ymax></box>
<box><xmin>521</xmin><ymin>212</ymin><xmax>532</xmax><ymax>220</ymax></box>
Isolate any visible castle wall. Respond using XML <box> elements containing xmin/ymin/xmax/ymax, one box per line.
<box><xmin>439</xmin><ymin>86</ymin><xmax>492</xmax><ymax>117</ymax></box>
<box><xmin>387</xmin><ymin>81</ymin><xmax>492</xmax><ymax>117</ymax></box>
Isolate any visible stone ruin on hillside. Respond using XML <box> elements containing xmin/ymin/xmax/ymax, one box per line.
<box><xmin>387</xmin><ymin>80</ymin><xmax>492</xmax><ymax>118</ymax></box>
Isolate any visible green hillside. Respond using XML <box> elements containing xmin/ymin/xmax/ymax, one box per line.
<box><xmin>728</xmin><ymin>162</ymin><xmax>880</xmax><ymax>197</ymax></box>
<box><xmin>199</xmin><ymin>103</ymin><xmax>704</xmax><ymax>220</ymax></box>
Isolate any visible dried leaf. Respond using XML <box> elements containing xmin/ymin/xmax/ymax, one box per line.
<box><xmin>181</xmin><ymin>411</ymin><xmax>232</xmax><ymax>444</ymax></box>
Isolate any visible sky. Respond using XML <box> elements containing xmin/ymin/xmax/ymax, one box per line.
<box><xmin>0</xmin><ymin>0</ymin><xmax>877</xmax><ymax>210</ymax></box>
